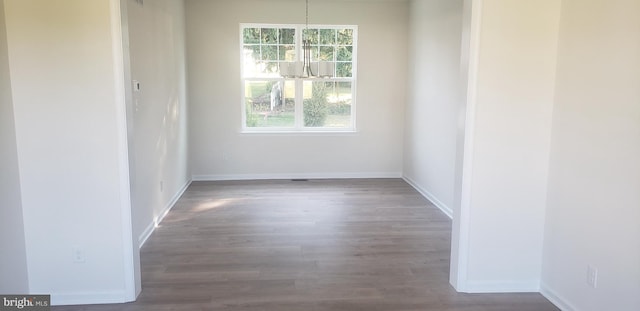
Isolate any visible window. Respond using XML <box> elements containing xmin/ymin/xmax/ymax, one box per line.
<box><xmin>240</xmin><ymin>24</ymin><xmax>357</xmax><ymax>132</ymax></box>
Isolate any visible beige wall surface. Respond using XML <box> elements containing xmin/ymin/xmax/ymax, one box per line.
<box><xmin>403</xmin><ymin>0</ymin><xmax>465</xmax><ymax>218</ymax></box>
<box><xmin>186</xmin><ymin>0</ymin><xmax>408</xmax><ymax>179</ymax></box>
<box><xmin>461</xmin><ymin>0</ymin><xmax>561</xmax><ymax>291</ymax></box>
<box><xmin>126</xmin><ymin>0</ymin><xmax>190</xmax><ymax>248</ymax></box>
<box><xmin>0</xmin><ymin>0</ymin><xmax>29</xmax><ymax>294</ymax></box>
<box><xmin>541</xmin><ymin>0</ymin><xmax>640</xmax><ymax>310</ymax></box>
<box><xmin>3</xmin><ymin>0</ymin><xmax>134</xmax><ymax>304</ymax></box>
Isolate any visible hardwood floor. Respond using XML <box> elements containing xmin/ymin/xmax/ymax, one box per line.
<box><xmin>54</xmin><ymin>179</ymin><xmax>559</xmax><ymax>311</ymax></box>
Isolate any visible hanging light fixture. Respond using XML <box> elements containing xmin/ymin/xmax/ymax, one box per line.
<box><xmin>301</xmin><ymin>0</ymin><xmax>314</xmax><ymax>78</ymax></box>
<box><xmin>280</xmin><ymin>0</ymin><xmax>334</xmax><ymax>78</ymax></box>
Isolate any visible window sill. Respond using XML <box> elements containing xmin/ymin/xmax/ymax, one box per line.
<box><xmin>239</xmin><ymin>129</ymin><xmax>358</xmax><ymax>136</ymax></box>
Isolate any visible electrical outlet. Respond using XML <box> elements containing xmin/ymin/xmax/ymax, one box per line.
<box><xmin>587</xmin><ymin>265</ymin><xmax>598</xmax><ymax>288</ymax></box>
<box><xmin>72</xmin><ymin>246</ymin><xmax>85</xmax><ymax>263</ymax></box>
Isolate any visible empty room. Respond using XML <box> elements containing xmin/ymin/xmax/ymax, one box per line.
<box><xmin>0</xmin><ymin>0</ymin><xmax>638</xmax><ymax>311</ymax></box>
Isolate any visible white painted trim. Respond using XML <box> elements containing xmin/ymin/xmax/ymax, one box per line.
<box><xmin>239</xmin><ymin>129</ymin><xmax>358</xmax><ymax>135</ymax></box>
<box><xmin>51</xmin><ymin>290</ymin><xmax>127</xmax><ymax>306</ymax></box>
<box><xmin>402</xmin><ymin>175</ymin><xmax>453</xmax><ymax>219</ymax></box>
<box><xmin>451</xmin><ymin>0</ymin><xmax>483</xmax><ymax>293</ymax></box>
<box><xmin>239</xmin><ymin>23</ymin><xmax>358</xmax><ymax>132</ymax></box>
<box><xmin>463</xmin><ymin>280</ymin><xmax>540</xmax><ymax>293</ymax></box>
<box><xmin>109</xmin><ymin>0</ymin><xmax>137</xmax><ymax>303</ymax></box>
<box><xmin>138</xmin><ymin>221</ymin><xmax>155</xmax><ymax>248</ymax></box>
<box><xmin>138</xmin><ymin>180</ymin><xmax>192</xmax><ymax>247</ymax></box>
<box><xmin>540</xmin><ymin>283</ymin><xmax>577</xmax><ymax>311</ymax></box>
<box><xmin>192</xmin><ymin>172</ymin><xmax>402</xmax><ymax>181</ymax></box>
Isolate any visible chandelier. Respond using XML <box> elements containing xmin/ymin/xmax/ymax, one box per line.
<box><xmin>279</xmin><ymin>0</ymin><xmax>335</xmax><ymax>78</ymax></box>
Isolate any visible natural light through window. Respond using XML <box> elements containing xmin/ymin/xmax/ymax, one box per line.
<box><xmin>240</xmin><ymin>24</ymin><xmax>357</xmax><ymax>132</ymax></box>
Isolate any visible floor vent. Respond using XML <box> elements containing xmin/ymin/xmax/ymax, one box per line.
<box><xmin>291</xmin><ymin>179</ymin><xmax>309</xmax><ymax>182</ymax></box>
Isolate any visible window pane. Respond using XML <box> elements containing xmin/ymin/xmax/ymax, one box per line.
<box><xmin>261</xmin><ymin>45</ymin><xmax>278</xmax><ymax>61</ymax></box>
<box><xmin>279</xmin><ymin>45</ymin><xmax>296</xmax><ymax>61</ymax></box>
<box><xmin>261</xmin><ymin>28</ymin><xmax>277</xmax><ymax>44</ymax></box>
<box><xmin>279</xmin><ymin>28</ymin><xmax>295</xmax><ymax>44</ymax></box>
<box><xmin>303</xmin><ymin>81</ymin><xmax>332</xmax><ymax>127</ymax></box>
<box><xmin>309</xmin><ymin>46</ymin><xmax>319</xmax><ymax>61</ymax></box>
<box><xmin>337</xmin><ymin>29</ymin><xmax>353</xmax><ymax>45</ymax></box>
<box><xmin>245</xmin><ymin>80</ymin><xmax>294</xmax><ymax>128</ymax></box>
<box><xmin>243</xmin><ymin>45</ymin><xmax>260</xmax><ymax>59</ymax></box>
<box><xmin>242</xmin><ymin>45</ymin><xmax>261</xmax><ymax>76</ymax></box>
<box><xmin>326</xmin><ymin>81</ymin><xmax>352</xmax><ymax>128</ymax></box>
<box><xmin>336</xmin><ymin>46</ymin><xmax>352</xmax><ymax>61</ymax></box>
<box><xmin>241</xmin><ymin>24</ymin><xmax>356</xmax><ymax>131</ymax></box>
<box><xmin>243</xmin><ymin>28</ymin><xmax>260</xmax><ymax>44</ymax></box>
<box><xmin>302</xmin><ymin>29</ymin><xmax>319</xmax><ymax>44</ymax></box>
<box><xmin>264</xmin><ymin>62</ymin><xmax>279</xmax><ymax>75</ymax></box>
<box><xmin>319</xmin><ymin>46</ymin><xmax>334</xmax><ymax>61</ymax></box>
<box><xmin>336</xmin><ymin>62</ymin><xmax>353</xmax><ymax>77</ymax></box>
<box><xmin>319</xmin><ymin>29</ymin><xmax>336</xmax><ymax>45</ymax></box>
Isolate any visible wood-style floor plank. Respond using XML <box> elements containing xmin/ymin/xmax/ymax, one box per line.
<box><xmin>53</xmin><ymin>179</ymin><xmax>559</xmax><ymax>311</ymax></box>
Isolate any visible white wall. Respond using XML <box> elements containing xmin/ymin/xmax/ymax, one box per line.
<box><xmin>403</xmin><ymin>0</ymin><xmax>464</xmax><ymax>217</ymax></box>
<box><xmin>186</xmin><ymin>0</ymin><xmax>408</xmax><ymax>180</ymax></box>
<box><xmin>455</xmin><ymin>0</ymin><xmax>561</xmax><ymax>292</ymax></box>
<box><xmin>125</xmin><ymin>0</ymin><xmax>190</xmax><ymax>246</ymax></box>
<box><xmin>3</xmin><ymin>0</ymin><xmax>136</xmax><ymax>304</ymax></box>
<box><xmin>541</xmin><ymin>0</ymin><xmax>640</xmax><ymax>310</ymax></box>
<box><xmin>0</xmin><ymin>0</ymin><xmax>29</xmax><ymax>293</ymax></box>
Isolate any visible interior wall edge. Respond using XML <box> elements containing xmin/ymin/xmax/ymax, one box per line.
<box><xmin>402</xmin><ymin>175</ymin><xmax>453</xmax><ymax>219</ymax></box>
<box><xmin>138</xmin><ymin>179</ymin><xmax>192</xmax><ymax>248</ymax></box>
<box><xmin>540</xmin><ymin>282</ymin><xmax>578</xmax><ymax>311</ymax></box>
<box><xmin>109</xmin><ymin>0</ymin><xmax>139</xmax><ymax>303</ymax></box>
<box><xmin>462</xmin><ymin>279</ymin><xmax>540</xmax><ymax>294</ymax></box>
<box><xmin>50</xmin><ymin>290</ymin><xmax>128</xmax><ymax>306</ymax></box>
<box><xmin>192</xmin><ymin>172</ymin><xmax>403</xmax><ymax>181</ymax></box>
<box><xmin>450</xmin><ymin>0</ymin><xmax>483</xmax><ymax>293</ymax></box>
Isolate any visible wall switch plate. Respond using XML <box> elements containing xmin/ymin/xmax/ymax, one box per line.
<box><xmin>133</xmin><ymin>80</ymin><xmax>141</xmax><ymax>92</ymax></box>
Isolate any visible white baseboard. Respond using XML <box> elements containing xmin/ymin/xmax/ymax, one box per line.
<box><xmin>138</xmin><ymin>221</ymin><xmax>155</xmax><ymax>247</ymax></box>
<box><xmin>540</xmin><ymin>282</ymin><xmax>577</xmax><ymax>311</ymax></box>
<box><xmin>51</xmin><ymin>290</ymin><xmax>130</xmax><ymax>306</ymax></box>
<box><xmin>192</xmin><ymin>172</ymin><xmax>403</xmax><ymax>181</ymax></box>
<box><xmin>402</xmin><ymin>175</ymin><xmax>453</xmax><ymax>219</ymax></box>
<box><xmin>138</xmin><ymin>179</ymin><xmax>192</xmax><ymax>247</ymax></box>
<box><xmin>462</xmin><ymin>280</ymin><xmax>540</xmax><ymax>293</ymax></box>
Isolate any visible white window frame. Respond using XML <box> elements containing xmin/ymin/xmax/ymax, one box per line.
<box><xmin>239</xmin><ymin>23</ymin><xmax>358</xmax><ymax>133</ymax></box>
